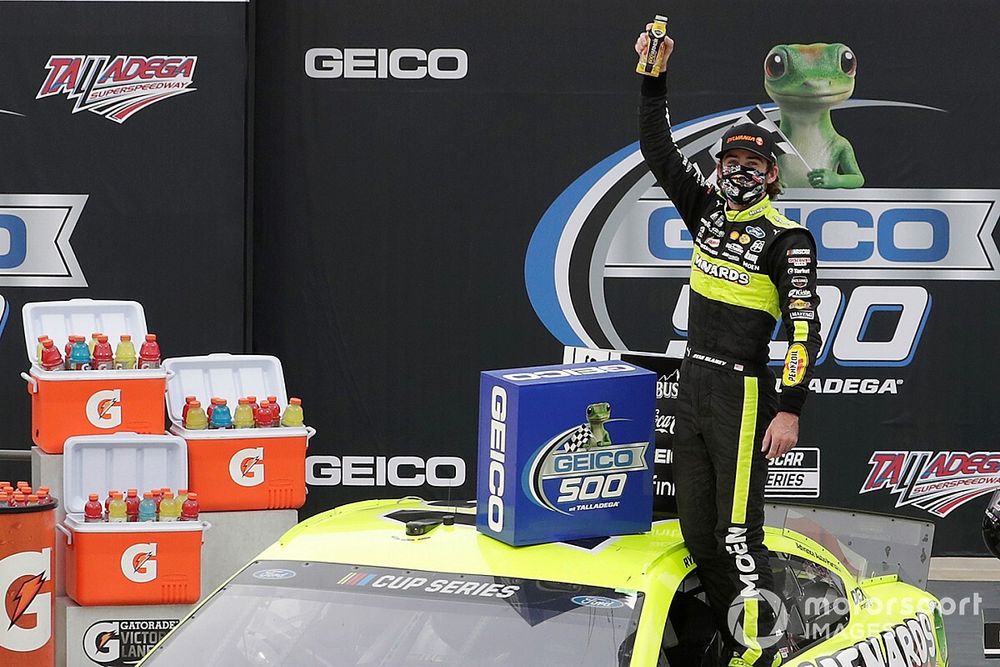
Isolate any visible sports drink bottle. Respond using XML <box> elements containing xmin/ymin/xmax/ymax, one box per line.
<box><xmin>180</xmin><ymin>493</ymin><xmax>200</xmax><ymax>521</ymax></box>
<box><xmin>182</xmin><ymin>396</ymin><xmax>197</xmax><ymax>423</ymax></box>
<box><xmin>26</xmin><ymin>495</ymin><xmax>39</xmax><ymax>506</ymax></box>
<box><xmin>152</xmin><ymin>489</ymin><xmax>163</xmax><ymax>515</ymax></box>
<box><xmin>16</xmin><ymin>481</ymin><xmax>29</xmax><ymax>491</ymax></box>
<box><xmin>115</xmin><ymin>334</ymin><xmax>138</xmax><ymax>369</ymax></box>
<box><xmin>92</xmin><ymin>334</ymin><xmax>114</xmax><ymax>370</ymax></box>
<box><xmin>185</xmin><ymin>400</ymin><xmax>208</xmax><ymax>430</ymax></box>
<box><xmin>637</xmin><ymin>15</ymin><xmax>669</xmax><ymax>76</ymax></box>
<box><xmin>0</xmin><ymin>492</ymin><xmax>8</xmax><ymax>507</ymax></box>
<box><xmin>139</xmin><ymin>493</ymin><xmax>157</xmax><ymax>522</ymax></box>
<box><xmin>64</xmin><ymin>336</ymin><xmax>77</xmax><ymax>369</ymax></box>
<box><xmin>159</xmin><ymin>492</ymin><xmax>180</xmax><ymax>521</ymax></box>
<box><xmin>255</xmin><ymin>400</ymin><xmax>273</xmax><ymax>428</ymax></box>
<box><xmin>105</xmin><ymin>490</ymin><xmax>120</xmax><ymax>518</ymax></box>
<box><xmin>69</xmin><ymin>338</ymin><xmax>92</xmax><ymax>370</ymax></box>
<box><xmin>247</xmin><ymin>395</ymin><xmax>260</xmax><ymax>419</ymax></box>
<box><xmin>37</xmin><ymin>487</ymin><xmax>51</xmax><ymax>505</ymax></box>
<box><xmin>234</xmin><ymin>398</ymin><xmax>254</xmax><ymax>429</ymax></box>
<box><xmin>138</xmin><ymin>334</ymin><xmax>161</xmax><ymax>369</ymax></box>
<box><xmin>11</xmin><ymin>493</ymin><xmax>26</xmax><ymax>507</ymax></box>
<box><xmin>209</xmin><ymin>399</ymin><xmax>234</xmax><ymax>429</ymax></box>
<box><xmin>35</xmin><ymin>335</ymin><xmax>51</xmax><ymax>363</ymax></box>
<box><xmin>125</xmin><ymin>488</ymin><xmax>140</xmax><ymax>521</ymax></box>
<box><xmin>40</xmin><ymin>339</ymin><xmax>64</xmax><ymax>371</ymax></box>
<box><xmin>88</xmin><ymin>332</ymin><xmax>103</xmax><ymax>355</ymax></box>
<box><xmin>108</xmin><ymin>492</ymin><xmax>127</xmax><ymax>522</ymax></box>
<box><xmin>177</xmin><ymin>489</ymin><xmax>188</xmax><ymax>506</ymax></box>
<box><xmin>282</xmin><ymin>397</ymin><xmax>305</xmax><ymax>427</ymax></box>
<box><xmin>84</xmin><ymin>494</ymin><xmax>103</xmax><ymax>522</ymax></box>
<box><xmin>267</xmin><ymin>395</ymin><xmax>281</xmax><ymax>426</ymax></box>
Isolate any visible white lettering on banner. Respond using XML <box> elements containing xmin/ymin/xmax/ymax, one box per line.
<box><xmin>121</xmin><ymin>543</ymin><xmax>157</xmax><ymax>584</ymax></box>
<box><xmin>0</xmin><ymin>549</ymin><xmax>52</xmax><ymax>652</ymax></box>
<box><xmin>305</xmin><ymin>48</ymin><xmax>468</xmax><ymax>80</ymax></box>
<box><xmin>307</xmin><ymin>455</ymin><xmax>466</xmax><ymax>487</ymax></box>
<box><xmin>487</xmin><ymin>386</ymin><xmax>507</xmax><ymax>531</ymax></box>
<box><xmin>502</xmin><ymin>364</ymin><xmax>635</xmax><ymax>381</ymax></box>
<box><xmin>230</xmin><ymin>447</ymin><xmax>265</xmax><ymax>487</ymax></box>
<box><xmin>86</xmin><ymin>389</ymin><xmax>122</xmax><ymax>429</ymax></box>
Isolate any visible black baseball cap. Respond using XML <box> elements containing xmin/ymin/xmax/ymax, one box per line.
<box><xmin>715</xmin><ymin>123</ymin><xmax>777</xmax><ymax>163</ymax></box>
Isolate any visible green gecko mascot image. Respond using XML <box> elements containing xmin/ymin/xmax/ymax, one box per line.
<box><xmin>583</xmin><ymin>402</ymin><xmax>613</xmax><ymax>449</ymax></box>
<box><xmin>764</xmin><ymin>43</ymin><xmax>865</xmax><ymax>189</ymax></box>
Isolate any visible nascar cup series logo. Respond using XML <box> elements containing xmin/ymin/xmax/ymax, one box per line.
<box><xmin>0</xmin><ymin>548</ymin><xmax>52</xmax><ymax>653</ymax></box>
<box><xmin>526</xmin><ymin>403</ymin><xmax>648</xmax><ymax>514</ymax></box>
<box><xmin>121</xmin><ymin>543</ymin><xmax>157</xmax><ymax>584</ymax></box>
<box><xmin>230</xmin><ymin>447</ymin><xmax>265</xmax><ymax>487</ymax></box>
<box><xmin>524</xmin><ymin>97</ymin><xmax>999</xmax><ymax>370</ymax></box>
<box><xmin>37</xmin><ymin>55</ymin><xmax>197</xmax><ymax>123</ymax></box>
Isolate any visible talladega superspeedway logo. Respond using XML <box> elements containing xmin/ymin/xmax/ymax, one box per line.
<box><xmin>861</xmin><ymin>451</ymin><xmax>1000</xmax><ymax>517</ymax></box>
<box><xmin>526</xmin><ymin>415</ymin><xmax>648</xmax><ymax>515</ymax></box>
<box><xmin>524</xmin><ymin>100</ymin><xmax>1000</xmax><ymax>369</ymax></box>
<box><xmin>37</xmin><ymin>55</ymin><xmax>197</xmax><ymax>123</ymax></box>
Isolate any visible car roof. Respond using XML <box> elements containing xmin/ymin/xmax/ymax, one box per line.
<box><xmin>258</xmin><ymin>498</ymin><xmax>693</xmax><ymax>592</ymax></box>
<box><xmin>258</xmin><ymin>498</ymin><xmax>862</xmax><ymax>595</ymax></box>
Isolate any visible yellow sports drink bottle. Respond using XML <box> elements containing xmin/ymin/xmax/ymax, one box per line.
<box><xmin>636</xmin><ymin>15</ymin><xmax>669</xmax><ymax>76</ymax></box>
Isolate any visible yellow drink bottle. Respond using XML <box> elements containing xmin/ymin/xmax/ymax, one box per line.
<box><xmin>636</xmin><ymin>15</ymin><xmax>669</xmax><ymax>76</ymax></box>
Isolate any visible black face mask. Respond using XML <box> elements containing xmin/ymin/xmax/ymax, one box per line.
<box><xmin>719</xmin><ymin>163</ymin><xmax>767</xmax><ymax>205</ymax></box>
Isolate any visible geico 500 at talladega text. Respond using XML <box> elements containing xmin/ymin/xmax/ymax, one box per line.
<box><xmin>307</xmin><ymin>455</ymin><xmax>465</xmax><ymax>487</ymax></box>
<box><xmin>305</xmin><ymin>48</ymin><xmax>467</xmax><ymax>79</ymax></box>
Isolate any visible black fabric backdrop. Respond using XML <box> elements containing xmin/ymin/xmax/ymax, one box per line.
<box><xmin>0</xmin><ymin>2</ymin><xmax>248</xmax><ymax>470</ymax></box>
<box><xmin>253</xmin><ymin>1</ymin><xmax>1000</xmax><ymax>555</ymax></box>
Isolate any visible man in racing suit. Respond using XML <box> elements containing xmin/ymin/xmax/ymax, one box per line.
<box><xmin>636</xmin><ymin>29</ymin><xmax>821</xmax><ymax>667</ymax></box>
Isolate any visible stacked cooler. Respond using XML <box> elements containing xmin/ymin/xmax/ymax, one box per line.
<box><xmin>22</xmin><ymin>300</ymin><xmax>310</xmax><ymax>667</ymax></box>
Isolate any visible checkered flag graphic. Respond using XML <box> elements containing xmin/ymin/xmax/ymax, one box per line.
<box><xmin>563</xmin><ymin>424</ymin><xmax>593</xmax><ymax>453</ymax></box>
<box><xmin>686</xmin><ymin>105</ymin><xmax>811</xmax><ymax>185</ymax></box>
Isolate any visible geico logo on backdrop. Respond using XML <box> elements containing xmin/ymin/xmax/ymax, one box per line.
<box><xmin>0</xmin><ymin>195</ymin><xmax>88</xmax><ymax>287</ymax></box>
<box><xmin>305</xmin><ymin>48</ymin><xmax>468</xmax><ymax>79</ymax></box>
<box><xmin>307</xmin><ymin>455</ymin><xmax>466</xmax><ymax>487</ymax></box>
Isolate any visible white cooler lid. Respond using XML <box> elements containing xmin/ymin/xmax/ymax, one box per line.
<box><xmin>163</xmin><ymin>353</ymin><xmax>288</xmax><ymax>425</ymax></box>
<box><xmin>22</xmin><ymin>298</ymin><xmax>150</xmax><ymax>367</ymax></box>
<box><xmin>62</xmin><ymin>433</ymin><xmax>188</xmax><ymax>514</ymax></box>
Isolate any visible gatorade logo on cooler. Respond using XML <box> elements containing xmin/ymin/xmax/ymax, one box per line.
<box><xmin>86</xmin><ymin>389</ymin><xmax>123</xmax><ymax>429</ymax></box>
<box><xmin>230</xmin><ymin>447</ymin><xmax>265</xmax><ymax>487</ymax></box>
<box><xmin>0</xmin><ymin>548</ymin><xmax>53</xmax><ymax>652</ymax></box>
<box><xmin>121</xmin><ymin>543</ymin><xmax>157</xmax><ymax>583</ymax></box>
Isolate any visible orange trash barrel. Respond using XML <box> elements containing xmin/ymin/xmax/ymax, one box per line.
<box><xmin>0</xmin><ymin>496</ymin><xmax>57</xmax><ymax>667</ymax></box>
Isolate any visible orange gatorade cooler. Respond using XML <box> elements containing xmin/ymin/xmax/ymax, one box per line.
<box><xmin>164</xmin><ymin>354</ymin><xmax>314</xmax><ymax>511</ymax></box>
<box><xmin>0</xmin><ymin>495</ymin><xmax>57</xmax><ymax>666</ymax></box>
<box><xmin>59</xmin><ymin>434</ymin><xmax>207</xmax><ymax>606</ymax></box>
<box><xmin>21</xmin><ymin>299</ymin><xmax>168</xmax><ymax>454</ymax></box>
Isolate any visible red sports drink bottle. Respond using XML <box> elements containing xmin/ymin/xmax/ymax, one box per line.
<box><xmin>139</xmin><ymin>334</ymin><xmax>161</xmax><ymax>369</ymax></box>
<box><xmin>182</xmin><ymin>395</ymin><xmax>197</xmax><ymax>423</ymax></box>
<box><xmin>207</xmin><ymin>397</ymin><xmax>223</xmax><ymax>422</ymax></box>
<box><xmin>247</xmin><ymin>395</ymin><xmax>260</xmax><ymax>419</ymax></box>
<box><xmin>84</xmin><ymin>493</ymin><xmax>103</xmax><ymax>522</ymax></box>
<box><xmin>40</xmin><ymin>339</ymin><xmax>64</xmax><ymax>371</ymax></box>
<box><xmin>92</xmin><ymin>334</ymin><xmax>114</xmax><ymax>370</ymax></box>
<box><xmin>266</xmin><ymin>395</ymin><xmax>281</xmax><ymax>426</ymax></box>
<box><xmin>255</xmin><ymin>400</ymin><xmax>272</xmax><ymax>428</ymax></box>
<box><xmin>26</xmin><ymin>494</ymin><xmax>39</xmax><ymax>506</ymax></box>
<box><xmin>37</xmin><ymin>487</ymin><xmax>51</xmax><ymax>505</ymax></box>
<box><xmin>180</xmin><ymin>492</ymin><xmax>200</xmax><ymax>521</ymax></box>
<box><xmin>152</xmin><ymin>489</ymin><xmax>163</xmax><ymax>515</ymax></box>
<box><xmin>125</xmin><ymin>488</ymin><xmax>140</xmax><ymax>521</ymax></box>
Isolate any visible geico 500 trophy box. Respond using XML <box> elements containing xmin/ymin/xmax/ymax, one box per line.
<box><xmin>477</xmin><ymin>362</ymin><xmax>655</xmax><ymax>546</ymax></box>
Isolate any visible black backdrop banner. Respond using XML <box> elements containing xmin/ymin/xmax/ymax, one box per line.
<box><xmin>0</xmin><ymin>1</ymin><xmax>249</xmax><ymax>461</ymax></box>
<box><xmin>247</xmin><ymin>1</ymin><xmax>993</xmax><ymax>555</ymax></box>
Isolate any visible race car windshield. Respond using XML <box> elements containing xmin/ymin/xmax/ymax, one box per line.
<box><xmin>142</xmin><ymin>560</ymin><xmax>645</xmax><ymax>666</ymax></box>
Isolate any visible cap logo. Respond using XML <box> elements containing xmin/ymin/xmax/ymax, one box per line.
<box><xmin>726</xmin><ymin>134</ymin><xmax>762</xmax><ymax>144</ymax></box>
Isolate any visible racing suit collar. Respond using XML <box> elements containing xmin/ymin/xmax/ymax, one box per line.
<box><xmin>724</xmin><ymin>195</ymin><xmax>772</xmax><ymax>222</ymax></box>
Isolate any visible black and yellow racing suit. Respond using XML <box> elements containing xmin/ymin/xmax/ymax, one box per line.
<box><xmin>639</xmin><ymin>73</ymin><xmax>822</xmax><ymax>664</ymax></box>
